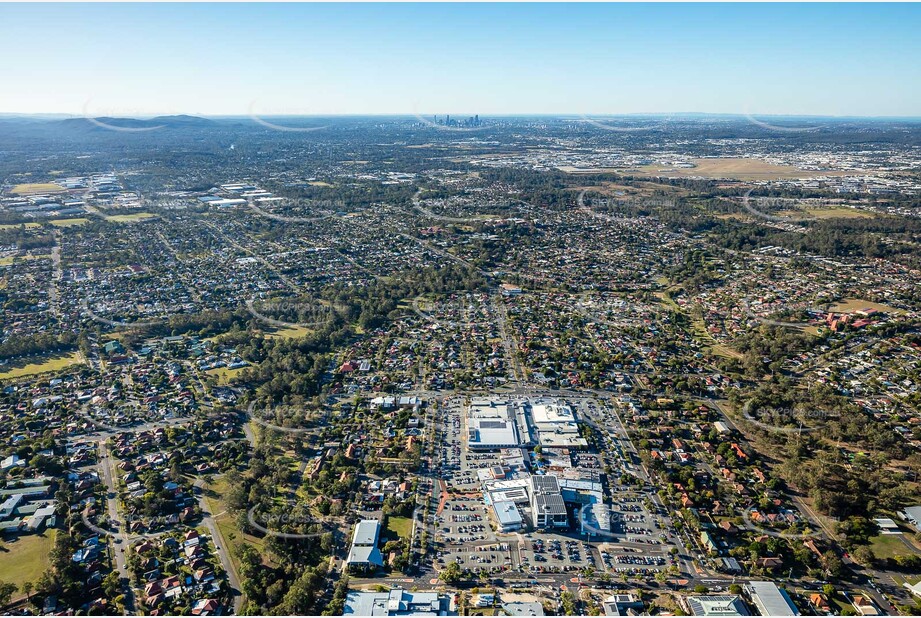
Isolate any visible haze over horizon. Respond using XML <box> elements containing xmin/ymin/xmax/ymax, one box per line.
<box><xmin>0</xmin><ymin>2</ymin><xmax>919</xmax><ymax>118</ymax></box>
<box><xmin>6</xmin><ymin>111</ymin><xmax>921</xmax><ymax>121</ymax></box>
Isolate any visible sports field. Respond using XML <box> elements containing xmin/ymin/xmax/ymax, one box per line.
<box><xmin>0</xmin><ymin>530</ymin><xmax>57</xmax><ymax>590</ymax></box>
<box><xmin>105</xmin><ymin>212</ymin><xmax>156</xmax><ymax>222</ymax></box>
<box><xmin>0</xmin><ymin>351</ymin><xmax>83</xmax><ymax>381</ymax></box>
<box><xmin>829</xmin><ymin>298</ymin><xmax>902</xmax><ymax>315</ymax></box>
<box><xmin>49</xmin><ymin>218</ymin><xmax>89</xmax><ymax>227</ymax></box>
<box><xmin>10</xmin><ymin>183</ymin><xmax>65</xmax><ymax>195</ymax></box>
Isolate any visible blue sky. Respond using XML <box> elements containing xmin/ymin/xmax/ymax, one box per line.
<box><xmin>1</xmin><ymin>3</ymin><xmax>919</xmax><ymax>117</ymax></box>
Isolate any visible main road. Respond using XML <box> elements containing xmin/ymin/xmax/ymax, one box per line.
<box><xmin>95</xmin><ymin>440</ymin><xmax>136</xmax><ymax>614</ymax></box>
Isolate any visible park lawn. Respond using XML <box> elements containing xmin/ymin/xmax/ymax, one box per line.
<box><xmin>386</xmin><ymin>516</ymin><xmax>413</xmax><ymax>541</ymax></box>
<box><xmin>0</xmin><ymin>530</ymin><xmax>57</xmax><ymax>590</ymax></box>
<box><xmin>105</xmin><ymin>212</ymin><xmax>156</xmax><ymax>223</ymax></box>
<box><xmin>49</xmin><ymin>218</ymin><xmax>89</xmax><ymax>227</ymax></box>
<box><xmin>707</xmin><ymin>343</ymin><xmax>744</xmax><ymax>360</ymax></box>
<box><xmin>203</xmin><ymin>478</ymin><xmax>266</xmax><ymax>561</ymax></box>
<box><xmin>10</xmin><ymin>183</ymin><xmax>65</xmax><ymax>195</ymax></box>
<box><xmin>265</xmin><ymin>324</ymin><xmax>312</xmax><ymax>339</ymax></box>
<box><xmin>205</xmin><ymin>365</ymin><xmax>248</xmax><ymax>385</ymax></box>
<box><xmin>0</xmin><ymin>351</ymin><xmax>83</xmax><ymax>381</ymax></box>
<box><xmin>0</xmin><ymin>222</ymin><xmax>40</xmax><ymax>230</ymax></box>
<box><xmin>687</xmin><ymin>312</ymin><xmax>743</xmax><ymax>360</ymax></box>
<box><xmin>653</xmin><ymin>291</ymin><xmax>680</xmax><ymax>312</ymax></box>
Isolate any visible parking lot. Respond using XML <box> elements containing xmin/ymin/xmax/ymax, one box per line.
<box><xmin>437</xmin><ymin>495</ymin><xmax>498</xmax><ymax>545</ymax></box>
<box><xmin>427</xmin><ymin>392</ymin><xmax>684</xmax><ymax>580</ymax></box>
<box><xmin>437</xmin><ymin>542</ymin><xmax>515</xmax><ymax>574</ymax></box>
<box><xmin>517</xmin><ymin>532</ymin><xmax>597</xmax><ymax>574</ymax></box>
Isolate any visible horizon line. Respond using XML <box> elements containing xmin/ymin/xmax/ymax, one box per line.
<box><xmin>3</xmin><ymin>111</ymin><xmax>921</xmax><ymax>121</ymax></box>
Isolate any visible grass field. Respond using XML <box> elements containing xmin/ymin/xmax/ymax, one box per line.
<box><xmin>869</xmin><ymin>533</ymin><xmax>920</xmax><ymax>560</ymax></box>
<box><xmin>385</xmin><ymin>516</ymin><xmax>413</xmax><ymax>541</ymax></box>
<box><xmin>105</xmin><ymin>212</ymin><xmax>156</xmax><ymax>223</ymax></box>
<box><xmin>691</xmin><ymin>318</ymin><xmax>743</xmax><ymax>360</ymax></box>
<box><xmin>776</xmin><ymin>207</ymin><xmax>876</xmax><ymax>220</ymax></box>
<box><xmin>0</xmin><ymin>530</ymin><xmax>57</xmax><ymax>590</ymax></box>
<box><xmin>890</xmin><ymin>574</ymin><xmax>921</xmax><ymax>589</ymax></box>
<box><xmin>10</xmin><ymin>183</ymin><xmax>65</xmax><ymax>195</ymax></box>
<box><xmin>49</xmin><ymin>218</ymin><xmax>89</xmax><ymax>227</ymax></box>
<box><xmin>630</xmin><ymin>158</ymin><xmax>853</xmax><ymax>181</ymax></box>
<box><xmin>653</xmin><ymin>288</ymin><xmax>743</xmax><ymax>360</ymax></box>
<box><xmin>0</xmin><ymin>222</ymin><xmax>40</xmax><ymax>230</ymax></box>
<box><xmin>0</xmin><ymin>254</ymin><xmax>50</xmax><ymax>266</ymax></box>
<box><xmin>0</xmin><ymin>351</ymin><xmax>83</xmax><ymax>381</ymax></box>
<box><xmin>266</xmin><ymin>325</ymin><xmax>312</xmax><ymax>339</ymax></box>
<box><xmin>829</xmin><ymin>298</ymin><xmax>902</xmax><ymax>315</ymax></box>
<box><xmin>203</xmin><ymin>477</ymin><xmax>266</xmax><ymax>561</ymax></box>
<box><xmin>205</xmin><ymin>365</ymin><xmax>248</xmax><ymax>385</ymax></box>
<box><xmin>653</xmin><ymin>291</ymin><xmax>680</xmax><ymax>311</ymax></box>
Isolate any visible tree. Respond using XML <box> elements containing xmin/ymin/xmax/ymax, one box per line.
<box><xmin>102</xmin><ymin>572</ymin><xmax>120</xmax><ymax>598</ymax></box>
<box><xmin>439</xmin><ymin>561</ymin><xmax>462</xmax><ymax>585</ymax></box>
<box><xmin>0</xmin><ymin>581</ymin><xmax>16</xmax><ymax>606</ymax></box>
<box><xmin>893</xmin><ymin>554</ymin><xmax>921</xmax><ymax>570</ymax></box>
<box><xmin>560</xmin><ymin>591</ymin><xmax>577</xmax><ymax>616</ymax></box>
<box><xmin>852</xmin><ymin>545</ymin><xmax>876</xmax><ymax>567</ymax></box>
<box><xmin>821</xmin><ymin>550</ymin><xmax>845</xmax><ymax>578</ymax></box>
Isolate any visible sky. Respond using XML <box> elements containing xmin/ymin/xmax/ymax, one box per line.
<box><xmin>1</xmin><ymin>3</ymin><xmax>919</xmax><ymax>118</ymax></box>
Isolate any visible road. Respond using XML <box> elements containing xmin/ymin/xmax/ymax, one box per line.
<box><xmin>397</xmin><ymin>231</ymin><xmax>489</xmax><ymax>277</ymax></box>
<box><xmin>410</xmin><ymin>190</ymin><xmax>487</xmax><ymax>224</ymax></box>
<box><xmin>194</xmin><ymin>478</ymin><xmax>244</xmax><ymax>614</ymax></box>
<box><xmin>95</xmin><ymin>440</ymin><xmax>136</xmax><ymax>614</ymax></box>
<box><xmin>74</xmin><ymin>411</ymin><xmax>249</xmax><ymax>614</ymax></box>
<box><xmin>204</xmin><ymin>221</ymin><xmax>301</xmax><ymax>294</ymax></box>
<box><xmin>49</xmin><ymin>232</ymin><xmax>62</xmax><ymax>318</ymax></box>
<box><xmin>491</xmin><ymin>293</ymin><xmax>524</xmax><ymax>382</ymax></box>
